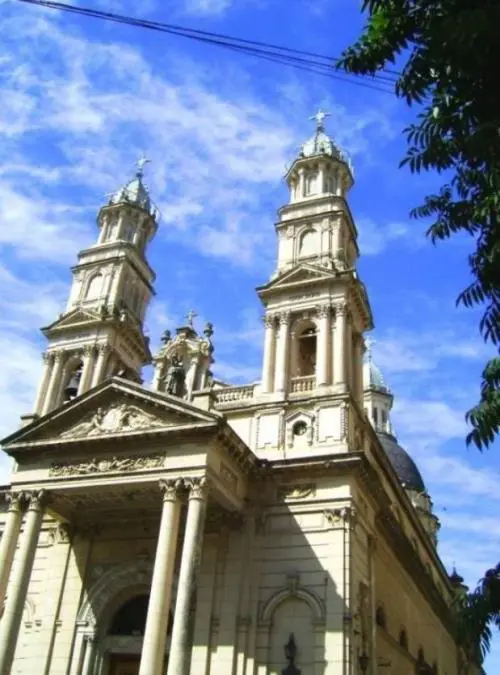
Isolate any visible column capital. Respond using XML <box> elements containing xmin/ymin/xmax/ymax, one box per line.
<box><xmin>185</xmin><ymin>476</ymin><xmax>210</xmax><ymax>500</ymax></box>
<box><xmin>83</xmin><ymin>344</ymin><xmax>96</xmax><ymax>357</ymax></box>
<box><xmin>334</xmin><ymin>301</ymin><xmax>348</xmax><ymax>317</ymax></box>
<box><xmin>26</xmin><ymin>489</ymin><xmax>50</xmax><ymax>512</ymax></box>
<box><xmin>262</xmin><ymin>314</ymin><xmax>277</xmax><ymax>329</ymax></box>
<box><xmin>42</xmin><ymin>352</ymin><xmax>53</xmax><ymax>365</ymax></box>
<box><xmin>316</xmin><ymin>304</ymin><xmax>332</xmax><ymax>319</ymax></box>
<box><xmin>50</xmin><ymin>350</ymin><xmax>64</xmax><ymax>363</ymax></box>
<box><xmin>97</xmin><ymin>343</ymin><xmax>111</xmax><ymax>354</ymax></box>
<box><xmin>159</xmin><ymin>478</ymin><xmax>184</xmax><ymax>502</ymax></box>
<box><xmin>5</xmin><ymin>492</ymin><xmax>25</xmax><ymax>513</ymax></box>
<box><xmin>277</xmin><ymin>310</ymin><xmax>291</xmax><ymax>326</ymax></box>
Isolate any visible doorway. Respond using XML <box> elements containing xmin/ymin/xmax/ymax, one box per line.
<box><xmin>109</xmin><ymin>654</ymin><xmax>141</xmax><ymax>675</ymax></box>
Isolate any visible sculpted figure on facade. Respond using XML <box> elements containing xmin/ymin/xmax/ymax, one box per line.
<box><xmin>164</xmin><ymin>356</ymin><xmax>186</xmax><ymax>397</ymax></box>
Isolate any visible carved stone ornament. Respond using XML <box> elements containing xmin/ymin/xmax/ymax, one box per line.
<box><xmin>27</xmin><ymin>489</ymin><xmax>49</xmax><ymax>511</ymax></box>
<box><xmin>277</xmin><ymin>483</ymin><xmax>316</xmax><ymax>500</ymax></box>
<box><xmin>324</xmin><ymin>506</ymin><xmax>358</xmax><ymax>529</ymax></box>
<box><xmin>315</xmin><ymin>304</ymin><xmax>331</xmax><ymax>319</ymax></box>
<box><xmin>159</xmin><ymin>478</ymin><xmax>185</xmax><ymax>501</ymax></box>
<box><xmin>47</xmin><ymin>522</ymin><xmax>73</xmax><ymax>546</ymax></box>
<box><xmin>50</xmin><ymin>453</ymin><xmax>165</xmax><ymax>477</ymax></box>
<box><xmin>5</xmin><ymin>491</ymin><xmax>25</xmax><ymax>513</ymax></box>
<box><xmin>186</xmin><ymin>476</ymin><xmax>210</xmax><ymax>500</ymax></box>
<box><xmin>60</xmin><ymin>402</ymin><xmax>167</xmax><ymax>438</ymax></box>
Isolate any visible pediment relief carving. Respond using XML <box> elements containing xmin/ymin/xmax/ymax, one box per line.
<box><xmin>60</xmin><ymin>402</ymin><xmax>169</xmax><ymax>439</ymax></box>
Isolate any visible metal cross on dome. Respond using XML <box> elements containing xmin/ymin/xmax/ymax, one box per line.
<box><xmin>186</xmin><ymin>310</ymin><xmax>198</xmax><ymax>328</ymax></box>
<box><xmin>135</xmin><ymin>153</ymin><xmax>151</xmax><ymax>177</ymax></box>
<box><xmin>310</xmin><ymin>108</ymin><xmax>331</xmax><ymax>130</ymax></box>
<box><xmin>365</xmin><ymin>336</ymin><xmax>376</xmax><ymax>360</ymax></box>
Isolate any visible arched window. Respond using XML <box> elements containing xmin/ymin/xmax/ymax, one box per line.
<box><xmin>85</xmin><ymin>273</ymin><xmax>104</xmax><ymax>301</ymax></box>
<box><xmin>399</xmin><ymin>628</ymin><xmax>408</xmax><ymax>649</ymax></box>
<box><xmin>375</xmin><ymin>605</ymin><xmax>387</xmax><ymax>630</ymax></box>
<box><xmin>297</xmin><ymin>326</ymin><xmax>317</xmax><ymax>376</ymax></box>
<box><xmin>298</xmin><ymin>229</ymin><xmax>317</xmax><ymax>257</ymax></box>
<box><xmin>304</xmin><ymin>172</ymin><xmax>317</xmax><ymax>196</ymax></box>
<box><xmin>63</xmin><ymin>360</ymin><xmax>83</xmax><ymax>403</ymax></box>
<box><xmin>122</xmin><ymin>222</ymin><xmax>135</xmax><ymax>242</ymax></box>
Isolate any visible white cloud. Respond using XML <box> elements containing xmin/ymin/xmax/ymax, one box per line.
<box><xmin>357</xmin><ymin>217</ymin><xmax>420</xmax><ymax>256</ymax></box>
<box><xmin>183</xmin><ymin>0</ymin><xmax>233</xmax><ymax>14</ymax></box>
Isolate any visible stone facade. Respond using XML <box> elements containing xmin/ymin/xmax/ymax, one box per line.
<box><xmin>0</xmin><ymin>119</ymin><xmax>480</xmax><ymax>675</ymax></box>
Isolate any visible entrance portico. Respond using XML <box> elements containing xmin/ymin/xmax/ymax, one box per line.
<box><xmin>0</xmin><ymin>379</ymin><xmax>255</xmax><ymax>675</ymax></box>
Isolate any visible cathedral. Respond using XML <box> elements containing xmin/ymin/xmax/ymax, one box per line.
<box><xmin>0</xmin><ymin>113</ymin><xmax>478</xmax><ymax>675</ymax></box>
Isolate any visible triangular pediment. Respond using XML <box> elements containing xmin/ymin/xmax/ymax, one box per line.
<box><xmin>43</xmin><ymin>307</ymin><xmax>101</xmax><ymax>332</ymax></box>
<box><xmin>258</xmin><ymin>263</ymin><xmax>336</xmax><ymax>293</ymax></box>
<box><xmin>2</xmin><ymin>378</ymin><xmax>221</xmax><ymax>451</ymax></box>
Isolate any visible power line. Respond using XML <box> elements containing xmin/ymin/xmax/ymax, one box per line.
<box><xmin>16</xmin><ymin>0</ymin><xmax>399</xmax><ymax>94</ymax></box>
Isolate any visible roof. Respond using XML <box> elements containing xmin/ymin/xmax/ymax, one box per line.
<box><xmin>377</xmin><ymin>432</ymin><xmax>426</xmax><ymax>493</ymax></box>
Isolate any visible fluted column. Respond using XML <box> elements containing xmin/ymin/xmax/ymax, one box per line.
<box><xmin>91</xmin><ymin>345</ymin><xmax>110</xmax><ymax>388</ymax></box>
<box><xmin>0</xmin><ymin>490</ymin><xmax>48</xmax><ymax>675</ymax></box>
<box><xmin>167</xmin><ymin>477</ymin><xmax>209</xmax><ymax>675</ymax></box>
<box><xmin>33</xmin><ymin>354</ymin><xmax>52</xmax><ymax>415</ymax></box>
<box><xmin>139</xmin><ymin>480</ymin><xmax>183</xmax><ymax>675</ymax></box>
<box><xmin>274</xmin><ymin>312</ymin><xmax>290</xmax><ymax>393</ymax></box>
<box><xmin>81</xmin><ymin>634</ymin><xmax>96</xmax><ymax>675</ymax></box>
<box><xmin>333</xmin><ymin>303</ymin><xmax>347</xmax><ymax>387</ymax></box>
<box><xmin>261</xmin><ymin>315</ymin><xmax>277</xmax><ymax>393</ymax></box>
<box><xmin>77</xmin><ymin>347</ymin><xmax>95</xmax><ymax>396</ymax></box>
<box><xmin>298</xmin><ymin>168</ymin><xmax>305</xmax><ymax>198</ymax></box>
<box><xmin>42</xmin><ymin>352</ymin><xmax>64</xmax><ymax>415</ymax></box>
<box><xmin>316</xmin><ymin>305</ymin><xmax>331</xmax><ymax>387</ymax></box>
<box><xmin>0</xmin><ymin>492</ymin><xmax>25</xmax><ymax>612</ymax></box>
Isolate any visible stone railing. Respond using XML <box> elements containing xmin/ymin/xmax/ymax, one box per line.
<box><xmin>290</xmin><ymin>376</ymin><xmax>315</xmax><ymax>393</ymax></box>
<box><xmin>213</xmin><ymin>385</ymin><xmax>255</xmax><ymax>405</ymax></box>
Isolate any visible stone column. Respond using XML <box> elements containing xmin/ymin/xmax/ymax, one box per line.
<box><xmin>42</xmin><ymin>352</ymin><xmax>64</xmax><ymax>415</ymax></box>
<box><xmin>316</xmin><ymin>305</ymin><xmax>331</xmax><ymax>387</ymax></box>
<box><xmin>81</xmin><ymin>634</ymin><xmax>96</xmax><ymax>675</ymax></box>
<box><xmin>333</xmin><ymin>303</ymin><xmax>347</xmax><ymax>387</ymax></box>
<box><xmin>274</xmin><ymin>312</ymin><xmax>290</xmax><ymax>393</ymax></box>
<box><xmin>139</xmin><ymin>480</ymin><xmax>183</xmax><ymax>675</ymax></box>
<box><xmin>0</xmin><ymin>490</ymin><xmax>48</xmax><ymax>675</ymax></box>
<box><xmin>91</xmin><ymin>345</ymin><xmax>110</xmax><ymax>388</ymax></box>
<box><xmin>0</xmin><ymin>492</ymin><xmax>25</xmax><ymax>612</ymax></box>
<box><xmin>298</xmin><ymin>168</ymin><xmax>305</xmax><ymax>199</ymax></box>
<box><xmin>77</xmin><ymin>347</ymin><xmax>95</xmax><ymax>396</ymax></box>
<box><xmin>33</xmin><ymin>353</ymin><xmax>52</xmax><ymax>415</ymax></box>
<box><xmin>353</xmin><ymin>333</ymin><xmax>364</xmax><ymax>403</ymax></box>
<box><xmin>167</xmin><ymin>477</ymin><xmax>209</xmax><ymax>675</ymax></box>
<box><xmin>260</xmin><ymin>315</ymin><xmax>276</xmax><ymax>394</ymax></box>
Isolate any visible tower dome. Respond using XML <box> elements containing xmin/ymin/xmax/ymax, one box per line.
<box><xmin>299</xmin><ymin>110</ymin><xmax>352</xmax><ymax>169</ymax></box>
<box><xmin>109</xmin><ymin>156</ymin><xmax>157</xmax><ymax>218</ymax></box>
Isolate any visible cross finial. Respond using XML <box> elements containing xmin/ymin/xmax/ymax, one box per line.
<box><xmin>186</xmin><ymin>310</ymin><xmax>198</xmax><ymax>328</ymax></box>
<box><xmin>136</xmin><ymin>153</ymin><xmax>151</xmax><ymax>178</ymax></box>
<box><xmin>310</xmin><ymin>108</ymin><xmax>331</xmax><ymax>131</ymax></box>
<box><xmin>365</xmin><ymin>336</ymin><xmax>376</xmax><ymax>361</ymax></box>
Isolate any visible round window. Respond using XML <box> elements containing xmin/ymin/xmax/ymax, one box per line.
<box><xmin>293</xmin><ymin>421</ymin><xmax>308</xmax><ymax>436</ymax></box>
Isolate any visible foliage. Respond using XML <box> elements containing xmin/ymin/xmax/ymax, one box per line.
<box><xmin>337</xmin><ymin>0</ymin><xmax>500</xmax><ymax>450</ymax></box>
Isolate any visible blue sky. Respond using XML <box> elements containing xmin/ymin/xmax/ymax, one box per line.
<box><xmin>1</xmin><ymin>0</ymin><xmax>499</xmax><ymax>670</ymax></box>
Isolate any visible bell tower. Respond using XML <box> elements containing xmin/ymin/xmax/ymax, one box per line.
<box><xmin>28</xmin><ymin>158</ymin><xmax>158</xmax><ymax>420</ymax></box>
<box><xmin>256</xmin><ymin>111</ymin><xmax>372</xmax><ymax>404</ymax></box>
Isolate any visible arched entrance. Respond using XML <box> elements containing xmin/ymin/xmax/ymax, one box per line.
<box><xmin>106</xmin><ymin>595</ymin><xmax>173</xmax><ymax>675</ymax></box>
<box><xmin>72</xmin><ymin>562</ymin><xmax>177</xmax><ymax>675</ymax></box>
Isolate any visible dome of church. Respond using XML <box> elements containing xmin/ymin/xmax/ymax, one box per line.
<box><xmin>377</xmin><ymin>433</ymin><xmax>426</xmax><ymax>493</ymax></box>
<box><xmin>109</xmin><ymin>174</ymin><xmax>152</xmax><ymax>213</ymax></box>
<box><xmin>301</xmin><ymin>128</ymin><xmax>342</xmax><ymax>159</ymax></box>
<box><xmin>363</xmin><ymin>358</ymin><xmax>389</xmax><ymax>392</ymax></box>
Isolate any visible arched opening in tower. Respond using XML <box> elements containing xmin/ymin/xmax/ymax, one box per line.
<box><xmin>297</xmin><ymin>327</ymin><xmax>317</xmax><ymax>376</ymax></box>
